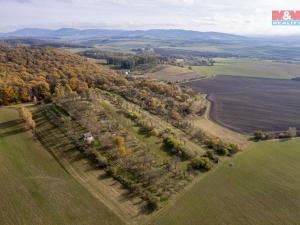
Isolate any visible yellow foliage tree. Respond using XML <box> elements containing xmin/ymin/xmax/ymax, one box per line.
<box><xmin>19</xmin><ymin>107</ymin><xmax>36</xmax><ymax>130</ymax></box>
<box><xmin>115</xmin><ymin>136</ymin><xmax>129</xmax><ymax>156</ymax></box>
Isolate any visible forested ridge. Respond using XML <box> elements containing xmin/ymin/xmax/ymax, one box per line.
<box><xmin>0</xmin><ymin>45</ymin><xmax>204</xmax><ymax>121</ymax></box>
<box><xmin>0</xmin><ymin>45</ymin><xmax>111</xmax><ymax>103</ymax></box>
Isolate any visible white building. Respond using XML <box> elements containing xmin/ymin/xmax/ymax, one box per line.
<box><xmin>83</xmin><ymin>132</ymin><xmax>94</xmax><ymax>144</ymax></box>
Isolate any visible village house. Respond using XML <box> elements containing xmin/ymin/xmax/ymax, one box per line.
<box><xmin>83</xmin><ymin>132</ymin><xmax>94</xmax><ymax>144</ymax></box>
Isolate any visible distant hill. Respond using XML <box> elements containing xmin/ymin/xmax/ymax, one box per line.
<box><xmin>0</xmin><ymin>28</ymin><xmax>246</xmax><ymax>41</ymax></box>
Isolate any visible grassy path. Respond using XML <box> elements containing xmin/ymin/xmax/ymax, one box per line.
<box><xmin>0</xmin><ymin>106</ymin><xmax>123</xmax><ymax>225</ymax></box>
<box><xmin>191</xmin><ymin>99</ymin><xmax>249</xmax><ymax>148</ymax></box>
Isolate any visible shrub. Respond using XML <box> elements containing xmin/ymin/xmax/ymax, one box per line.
<box><xmin>204</xmin><ymin>136</ymin><xmax>218</xmax><ymax>149</ymax></box>
<box><xmin>179</xmin><ymin>146</ymin><xmax>195</xmax><ymax>160</ymax></box>
<box><xmin>150</xmin><ymin>128</ymin><xmax>161</xmax><ymax>137</ymax></box>
<box><xmin>206</xmin><ymin>151</ymin><xmax>219</xmax><ymax>163</ymax></box>
<box><xmin>163</xmin><ymin>135</ymin><xmax>195</xmax><ymax>159</ymax></box>
<box><xmin>147</xmin><ymin>196</ymin><xmax>160</xmax><ymax>211</ymax></box>
<box><xmin>214</xmin><ymin>141</ymin><xmax>229</xmax><ymax>156</ymax></box>
<box><xmin>96</xmin><ymin>154</ymin><xmax>108</xmax><ymax>168</ymax></box>
<box><xmin>190</xmin><ymin>157</ymin><xmax>213</xmax><ymax>171</ymax></box>
<box><xmin>253</xmin><ymin>130</ymin><xmax>270</xmax><ymax>141</ymax></box>
<box><xmin>105</xmin><ymin>166</ymin><xmax>117</xmax><ymax>177</ymax></box>
<box><xmin>86</xmin><ymin>149</ymin><xmax>98</xmax><ymax>163</ymax></box>
<box><xmin>163</xmin><ymin>136</ymin><xmax>180</xmax><ymax>150</ymax></box>
<box><xmin>227</xmin><ymin>143</ymin><xmax>241</xmax><ymax>155</ymax></box>
<box><xmin>125</xmin><ymin>111</ymin><xmax>140</xmax><ymax>120</ymax></box>
<box><xmin>138</xmin><ymin>120</ymin><xmax>154</xmax><ymax>135</ymax></box>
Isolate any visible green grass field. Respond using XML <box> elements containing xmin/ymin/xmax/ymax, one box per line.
<box><xmin>192</xmin><ymin>58</ymin><xmax>300</xmax><ymax>79</ymax></box>
<box><xmin>0</xmin><ymin>106</ymin><xmax>123</xmax><ymax>225</ymax></box>
<box><xmin>153</xmin><ymin>138</ymin><xmax>300</xmax><ymax>225</ymax></box>
<box><xmin>144</xmin><ymin>65</ymin><xmax>200</xmax><ymax>82</ymax></box>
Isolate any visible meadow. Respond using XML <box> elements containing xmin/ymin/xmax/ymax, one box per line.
<box><xmin>153</xmin><ymin>138</ymin><xmax>300</xmax><ymax>225</ymax></box>
<box><xmin>191</xmin><ymin>58</ymin><xmax>300</xmax><ymax>79</ymax></box>
<box><xmin>144</xmin><ymin>65</ymin><xmax>200</xmax><ymax>82</ymax></box>
<box><xmin>185</xmin><ymin>75</ymin><xmax>300</xmax><ymax>134</ymax></box>
<box><xmin>0</xmin><ymin>106</ymin><xmax>123</xmax><ymax>225</ymax></box>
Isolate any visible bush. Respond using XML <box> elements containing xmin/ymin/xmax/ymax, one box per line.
<box><xmin>179</xmin><ymin>147</ymin><xmax>196</xmax><ymax>160</ymax></box>
<box><xmin>204</xmin><ymin>136</ymin><xmax>219</xmax><ymax>149</ymax></box>
<box><xmin>138</xmin><ymin>120</ymin><xmax>154</xmax><ymax>135</ymax></box>
<box><xmin>253</xmin><ymin>130</ymin><xmax>270</xmax><ymax>141</ymax></box>
<box><xmin>125</xmin><ymin>111</ymin><xmax>140</xmax><ymax>120</ymax></box>
<box><xmin>212</xmin><ymin>140</ymin><xmax>225</xmax><ymax>154</ymax></box>
<box><xmin>206</xmin><ymin>151</ymin><xmax>219</xmax><ymax>163</ymax></box>
<box><xmin>150</xmin><ymin>128</ymin><xmax>161</xmax><ymax>137</ymax></box>
<box><xmin>227</xmin><ymin>143</ymin><xmax>241</xmax><ymax>155</ymax></box>
<box><xmin>215</xmin><ymin>145</ymin><xmax>229</xmax><ymax>156</ymax></box>
<box><xmin>190</xmin><ymin>157</ymin><xmax>213</xmax><ymax>171</ymax></box>
<box><xmin>163</xmin><ymin>136</ymin><xmax>180</xmax><ymax>150</ymax></box>
<box><xmin>96</xmin><ymin>154</ymin><xmax>108</xmax><ymax>168</ymax></box>
<box><xmin>147</xmin><ymin>196</ymin><xmax>160</xmax><ymax>211</ymax></box>
<box><xmin>105</xmin><ymin>166</ymin><xmax>137</xmax><ymax>192</ymax></box>
<box><xmin>163</xmin><ymin>135</ymin><xmax>195</xmax><ymax>159</ymax></box>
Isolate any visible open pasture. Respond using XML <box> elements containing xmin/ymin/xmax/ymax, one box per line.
<box><xmin>192</xmin><ymin>58</ymin><xmax>300</xmax><ymax>79</ymax></box>
<box><xmin>144</xmin><ymin>65</ymin><xmax>200</xmax><ymax>82</ymax></box>
<box><xmin>154</xmin><ymin>138</ymin><xmax>300</xmax><ymax>225</ymax></box>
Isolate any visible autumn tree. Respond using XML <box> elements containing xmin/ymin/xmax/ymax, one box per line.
<box><xmin>0</xmin><ymin>86</ymin><xmax>15</xmax><ymax>105</ymax></box>
<box><xmin>115</xmin><ymin>136</ymin><xmax>129</xmax><ymax>156</ymax></box>
<box><xmin>19</xmin><ymin>107</ymin><xmax>36</xmax><ymax>130</ymax></box>
<box><xmin>287</xmin><ymin>127</ymin><xmax>297</xmax><ymax>138</ymax></box>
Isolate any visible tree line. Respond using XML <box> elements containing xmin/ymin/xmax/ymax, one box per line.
<box><xmin>79</xmin><ymin>49</ymin><xmax>168</xmax><ymax>70</ymax></box>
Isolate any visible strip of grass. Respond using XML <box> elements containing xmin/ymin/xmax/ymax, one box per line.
<box><xmin>192</xmin><ymin>58</ymin><xmax>300</xmax><ymax>79</ymax></box>
<box><xmin>153</xmin><ymin>138</ymin><xmax>300</xmax><ymax>225</ymax></box>
<box><xmin>0</xmin><ymin>107</ymin><xmax>123</xmax><ymax>225</ymax></box>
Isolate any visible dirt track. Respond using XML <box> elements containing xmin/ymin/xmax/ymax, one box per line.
<box><xmin>191</xmin><ymin>100</ymin><xmax>249</xmax><ymax>148</ymax></box>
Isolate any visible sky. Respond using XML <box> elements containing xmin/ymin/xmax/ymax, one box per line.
<box><xmin>1</xmin><ymin>0</ymin><xmax>300</xmax><ymax>35</ymax></box>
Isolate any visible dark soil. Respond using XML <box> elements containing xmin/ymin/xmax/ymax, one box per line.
<box><xmin>185</xmin><ymin>75</ymin><xmax>300</xmax><ymax>134</ymax></box>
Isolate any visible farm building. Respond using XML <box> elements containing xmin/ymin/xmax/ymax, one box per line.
<box><xmin>83</xmin><ymin>132</ymin><xmax>94</xmax><ymax>144</ymax></box>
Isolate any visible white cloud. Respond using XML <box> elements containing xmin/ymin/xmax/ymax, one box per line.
<box><xmin>0</xmin><ymin>0</ymin><xmax>30</xmax><ymax>2</ymax></box>
<box><xmin>159</xmin><ymin>0</ymin><xmax>195</xmax><ymax>5</ymax></box>
<box><xmin>1</xmin><ymin>0</ymin><xmax>300</xmax><ymax>34</ymax></box>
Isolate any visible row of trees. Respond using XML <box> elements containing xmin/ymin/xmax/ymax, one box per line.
<box><xmin>79</xmin><ymin>50</ymin><xmax>168</xmax><ymax>70</ymax></box>
<box><xmin>253</xmin><ymin>127</ymin><xmax>298</xmax><ymax>141</ymax></box>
